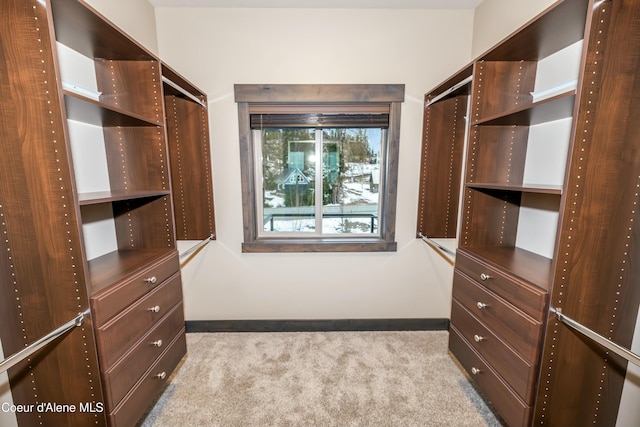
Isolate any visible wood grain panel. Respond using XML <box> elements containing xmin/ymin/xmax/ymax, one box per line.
<box><xmin>107</xmin><ymin>330</ymin><xmax>187</xmax><ymax>427</ymax></box>
<box><xmin>456</xmin><ymin>248</ymin><xmax>549</xmax><ymax>320</ymax></box>
<box><xmin>449</xmin><ymin>326</ymin><xmax>532</xmax><ymax>427</ymax></box>
<box><xmin>112</xmin><ymin>196</ymin><xmax>176</xmax><ymax>251</ymax></box>
<box><xmin>90</xmin><ymin>249</ymin><xmax>179</xmax><ymax>325</ymax></box>
<box><xmin>101</xmin><ymin>304</ymin><xmax>185</xmax><ymax>409</ymax></box>
<box><xmin>165</xmin><ymin>95</ymin><xmax>216</xmax><ymax>240</ymax></box>
<box><xmin>95</xmin><ymin>59</ymin><xmax>164</xmax><ymax>124</ymax></box>
<box><xmin>234</xmin><ymin>84</ymin><xmax>405</xmax><ymax>103</ymax></box>
<box><xmin>535</xmin><ymin>1</ymin><xmax>640</xmax><ymax>425</ymax></box>
<box><xmin>416</xmin><ymin>95</ymin><xmax>467</xmax><ymax>238</ymax></box>
<box><xmin>0</xmin><ymin>1</ymin><xmax>106</xmax><ymax>426</ymax></box>
<box><xmin>95</xmin><ymin>273</ymin><xmax>183</xmax><ymax>369</ymax></box>
<box><xmin>467</xmin><ymin>126</ymin><xmax>528</xmax><ymax>186</ymax></box>
<box><xmin>471</xmin><ymin>61</ymin><xmax>536</xmax><ymax>122</ymax></box>
<box><xmin>451</xmin><ymin>300</ymin><xmax>536</xmax><ymax>403</ymax></box>
<box><xmin>452</xmin><ymin>271</ymin><xmax>542</xmax><ymax>362</ymax></box>
<box><xmin>103</xmin><ymin>126</ymin><xmax>170</xmax><ymax>193</ymax></box>
<box><xmin>459</xmin><ymin>187</ymin><xmax>522</xmax><ymax>248</ymax></box>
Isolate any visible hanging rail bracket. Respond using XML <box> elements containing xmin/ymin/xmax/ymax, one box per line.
<box><xmin>418</xmin><ymin>232</ymin><xmax>456</xmax><ymax>263</ymax></box>
<box><xmin>0</xmin><ymin>309</ymin><xmax>89</xmax><ymax>375</ymax></box>
<box><xmin>179</xmin><ymin>234</ymin><xmax>215</xmax><ymax>261</ymax></box>
<box><xmin>552</xmin><ymin>307</ymin><xmax>640</xmax><ymax>368</ymax></box>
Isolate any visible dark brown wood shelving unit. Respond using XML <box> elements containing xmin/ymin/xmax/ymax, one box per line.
<box><xmin>0</xmin><ymin>1</ymin><xmax>215</xmax><ymax>425</ymax></box>
<box><xmin>78</xmin><ymin>190</ymin><xmax>172</xmax><ymax>205</ymax></box>
<box><xmin>472</xmin><ymin>91</ymin><xmax>575</xmax><ymax>126</ymax></box>
<box><xmin>162</xmin><ymin>62</ymin><xmax>216</xmax><ymax>241</ymax></box>
<box><xmin>465</xmin><ymin>183</ymin><xmax>563</xmax><ymax>195</ymax></box>
<box><xmin>417</xmin><ymin>0</ymin><xmax>640</xmax><ymax>426</ymax></box>
<box><xmin>64</xmin><ymin>92</ymin><xmax>162</xmax><ymax>127</ymax></box>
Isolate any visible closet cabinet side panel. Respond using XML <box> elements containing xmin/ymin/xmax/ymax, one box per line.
<box><xmin>460</xmin><ymin>188</ymin><xmax>522</xmax><ymax>248</ymax></box>
<box><xmin>103</xmin><ymin>126</ymin><xmax>171</xmax><ymax>193</ymax></box>
<box><xmin>0</xmin><ymin>1</ymin><xmax>106</xmax><ymax>426</ymax></box>
<box><xmin>112</xmin><ymin>196</ymin><xmax>176</xmax><ymax>251</ymax></box>
<box><xmin>165</xmin><ymin>95</ymin><xmax>216</xmax><ymax>240</ymax></box>
<box><xmin>95</xmin><ymin>60</ymin><xmax>164</xmax><ymax>124</ymax></box>
<box><xmin>416</xmin><ymin>95</ymin><xmax>467</xmax><ymax>238</ymax></box>
<box><xmin>535</xmin><ymin>1</ymin><xmax>640</xmax><ymax>426</ymax></box>
<box><xmin>466</xmin><ymin>126</ymin><xmax>529</xmax><ymax>185</ymax></box>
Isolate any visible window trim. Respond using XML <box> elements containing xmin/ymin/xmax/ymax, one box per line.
<box><xmin>234</xmin><ymin>84</ymin><xmax>404</xmax><ymax>253</ymax></box>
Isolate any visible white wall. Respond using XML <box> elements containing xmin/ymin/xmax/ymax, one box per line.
<box><xmin>156</xmin><ymin>7</ymin><xmax>474</xmax><ymax>321</ymax></box>
<box><xmin>84</xmin><ymin>0</ymin><xmax>159</xmax><ymax>55</ymax></box>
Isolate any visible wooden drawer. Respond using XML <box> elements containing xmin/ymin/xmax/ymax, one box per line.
<box><xmin>108</xmin><ymin>330</ymin><xmax>187</xmax><ymax>427</ymax></box>
<box><xmin>455</xmin><ymin>249</ymin><xmax>547</xmax><ymax>321</ymax></box>
<box><xmin>102</xmin><ymin>303</ymin><xmax>185</xmax><ymax>409</ymax></box>
<box><xmin>449</xmin><ymin>326</ymin><xmax>532</xmax><ymax>427</ymax></box>
<box><xmin>96</xmin><ymin>272</ymin><xmax>183</xmax><ymax>369</ymax></box>
<box><xmin>452</xmin><ymin>270</ymin><xmax>542</xmax><ymax>362</ymax></box>
<box><xmin>451</xmin><ymin>299</ymin><xmax>536</xmax><ymax>403</ymax></box>
<box><xmin>91</xmin><ymin>251</ymin><xmax>180</xmax><ymax>326</ymax></box>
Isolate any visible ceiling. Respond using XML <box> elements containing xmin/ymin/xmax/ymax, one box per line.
<box><xmin>148</xmin><ymin>0</ymin><xmax>484</xmax><ymax>9</ymax></box>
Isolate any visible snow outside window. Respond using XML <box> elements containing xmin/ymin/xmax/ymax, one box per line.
<box><xmin>256</xmin><ymin>127</ymin><xmax>385</xmax><ymax>237</ymax></box>
<box><xmin>234</xmin><ymin>84</ymin><xmax>403</xmax><ymax>253</ymax></box>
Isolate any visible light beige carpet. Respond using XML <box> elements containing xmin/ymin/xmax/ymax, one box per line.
<box><xmin>139</xmin><ymin>331</ymin><xmax>503</xmax><ymax>427</ymax></box>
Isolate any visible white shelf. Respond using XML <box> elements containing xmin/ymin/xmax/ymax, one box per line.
<box><xmin>531</xmin><ymin>80</ymin><xmax>578</xmax><ymax>102</ymax></box>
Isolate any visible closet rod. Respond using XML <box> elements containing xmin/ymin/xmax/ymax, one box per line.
<box><xmin>162</xmin><ymin>76</ymin><xmax>206</xmax><ymax>107</ymax></box>
<box><xmin>0</xmin><ymin>310</ymin><xmax>88</xmax><ymax>375</ymax></box>
<box><xmin>426</xmin><ymin>75</ymin><xmax>473</xmax><ymax>107</ymax></box>
<box><xmin>418</xmin><ymin>233</ymin><xmax>456</xmax><ymax>262</ymax></box>
<box><xmin>552</xmin><ymin>307</ymin><xmax>640</xmax><ymax>367</ymax></box>
<box><xmin>180</xmin><ymin>234</ymin><xmax>215</xmax><ymax>260</ymax></box>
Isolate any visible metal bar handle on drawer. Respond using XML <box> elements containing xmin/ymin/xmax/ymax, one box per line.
<box><xmin>418</xmin><ymin>233</ymin><xmax>456</xmax><ymax>262</ymax></box>
<box><xmin>180</xmin><ymin>234</ymin><xmax>215</xmax><ymax>260</ymax></box>
<box><xmin>0</xmin><ymin>310</ymin><xmax>88</xmax><ymax>375</ymax></box>
<box><xmin>552</xmin><ymin>307</ymin><xmax>640</xmax><ymax>368</ymax></box>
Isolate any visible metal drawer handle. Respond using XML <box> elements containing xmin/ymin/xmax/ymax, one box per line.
<box><xmin>152</xmin><ymin>340</ymin><xmax>163</xmax><ymax>347</ymax></box>
<box><xmin>145</xmin><ymin>276</ymin><xmax>157</xmax><ymax>284</ymax></box>
<box><xmin>473</xmin><ymin>335</ymin><xmax>484</xmax><ymax>343</ymax></box>
<box><xmin>149</xmin><ymin>305</ymin><xmax>161</xmax><ymax>313</ymax></box>
<box><xmin>476</xmin><ymin>302</ymin><xmax>487</xmax><ymax>310</ymax></box>
<box><xmin>480</xmin><ymin>273</ymin><xmax>491</xmax><ymax>281</ymax></box>
<box><xmin>155</xmin><ymin>371</ymin><xmax>166</xmax><ymax>380</ymax></box>
<box><xmin>471</xmin><ymin>367</ymin><xmax>481</xmax><ymax>375</ymax></box>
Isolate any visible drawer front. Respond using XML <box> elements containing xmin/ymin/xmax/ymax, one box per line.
<box><xmin>453</xmin><ymin>270</ymin><xmax>542</xmax><ymax>362</ymax></box>
<box><xmin>449</xmin><ymin>326</ymin><xmax>532</xmax><ymax>427</ymax></box>
<box><xmin>102</xmin><ymin>303</ymin><xmax>185</xmax><ymax>409</ymax></box>
<box><xmin>92</xmin><ymin>251</ymin><xmax>179</xmax><ymax>326</ymax></box>
<box><xmin>456</xmin><ymin>250</ymin><xmax>546</xmax><ymax>321</ymax></box>
<box><xmin>451</xmin><ymin>299</ymin><xmax>536</xmax><ymax>403</ymax></box>
<box><xmin>96</xmin><ymin>272</ymin><xmax>183</xmax><ymax>369</ymax></box>
<box><xmin>108</xmin><ymin>330</ymin><xmax>187</xmax><ymax>427</ymax></box>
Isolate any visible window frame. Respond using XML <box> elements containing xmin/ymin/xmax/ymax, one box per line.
<box><xmin>234</xmin><ymin>84</ymin><xmax>404</xmax><ymax>253</ymax></box>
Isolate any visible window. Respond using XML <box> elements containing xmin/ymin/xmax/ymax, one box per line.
<box><xmin>235</xmin><ymin>84</ymin><xmax>404</xmax><ymax>252</ymax></box>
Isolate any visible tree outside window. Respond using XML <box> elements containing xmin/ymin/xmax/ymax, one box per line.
<box><xmin>235</xmin><ymin>84</ymin><xmax>404</xmax><ymax>252</ymax></box>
